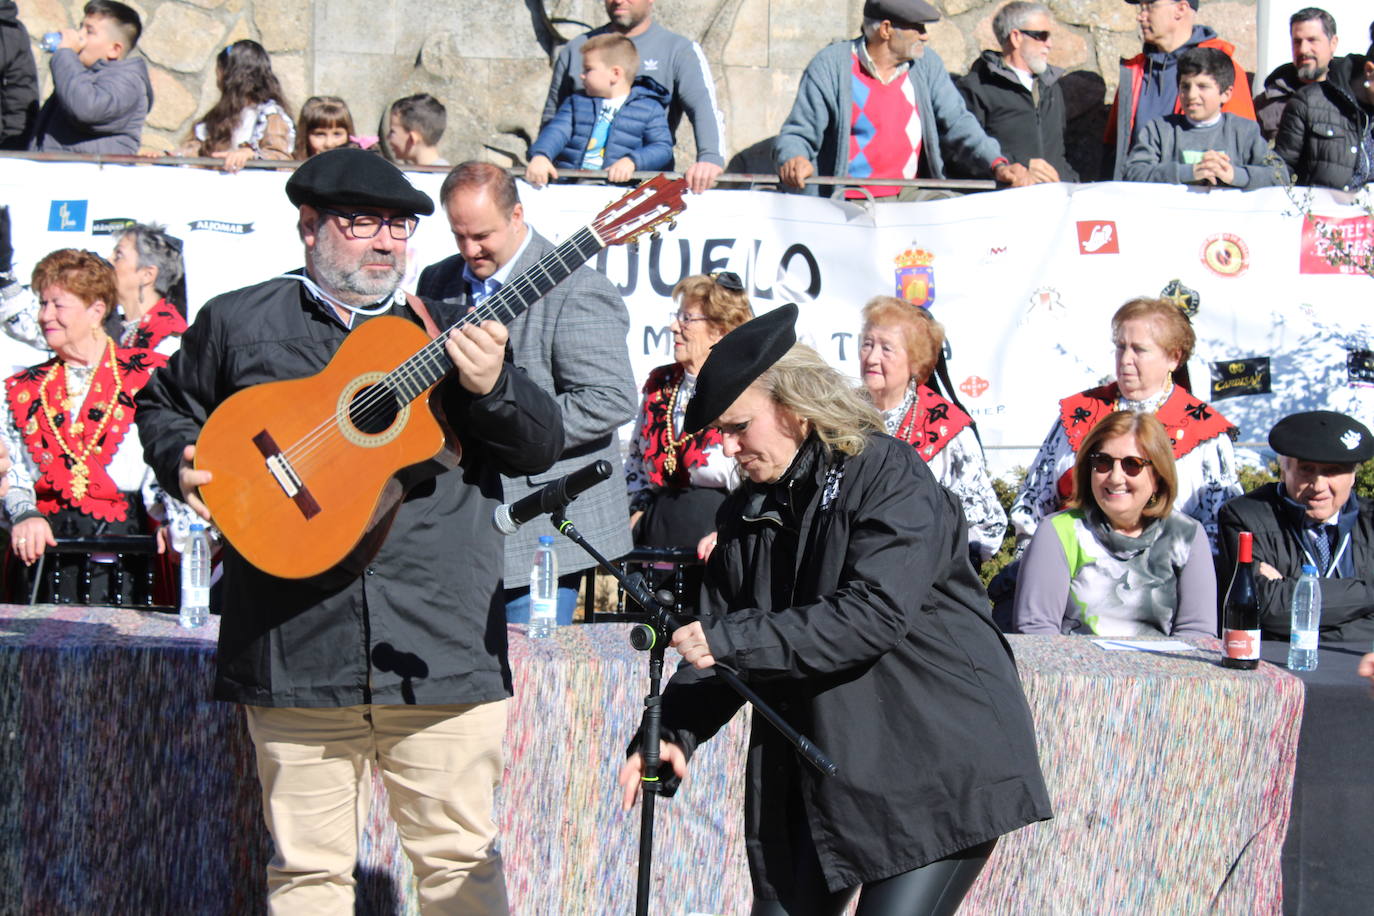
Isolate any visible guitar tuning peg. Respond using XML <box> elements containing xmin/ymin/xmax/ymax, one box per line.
<box><xmin>667</xmin><ymin>220</ymin><xmax>677</xmax><ymax>231</ymax></box>
<box><xmin>650</xmin><ymin>230</ymin><xmax>661</xmax><ymax>240</ymax></box>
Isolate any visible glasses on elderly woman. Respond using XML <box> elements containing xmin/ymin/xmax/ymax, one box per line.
<box><xmin>1087</xmin><ymin>453</ymin><xmax>1153</xmax><ymax>476</ymax></box>
<box><xmin>319</xmin><ymin>208</ymin><xmax>419</xmax><ymax>240</ymax></box>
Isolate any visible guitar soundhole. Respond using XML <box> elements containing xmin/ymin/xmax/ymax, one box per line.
<box><xmin>348</xmin><ymin>384</ymin><xmax>401</xmax><ymax>435</ymax></box>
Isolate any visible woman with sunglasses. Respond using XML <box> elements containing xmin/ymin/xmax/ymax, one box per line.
<box><xmin>625</xmin><ymin>272</ymin><xmax>753</xmax><ymax>560</ymax></box>
<box><xmin>1013</xmin><ymin>410</ymin><xmax>1216</xmax><ymax>636</ymax></box>
<box><xmin>858</xmin><ymin>295</ymin><xmax>1005</xmax><ymax>565</ymax></box>
<box><xmin>1009</xmin><ymin>297</ymin><xmax>1240</xmax><ymax>553</ymax></box>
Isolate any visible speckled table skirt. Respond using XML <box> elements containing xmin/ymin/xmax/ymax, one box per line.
<box><xmin>0</xmin><ymin>610</ymin><xmax>1300</xmax><ymax>915</ymax></box>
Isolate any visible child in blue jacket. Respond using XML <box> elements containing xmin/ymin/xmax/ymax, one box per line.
<box><xmin>525</xmin><ymin>33</ymin><xmax>673</xmax><ymax>186</ymax></box>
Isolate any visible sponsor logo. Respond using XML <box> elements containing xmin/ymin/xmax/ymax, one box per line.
<box><xmin>1223</xmin><ymin>629</ymin><xmax>1259</xmax><ymax>660</ymax></box>
<box><xmin>1159</xmin><ymin>278</ymin><xmax>1199</xmax><ymax>318</ymax></box>
<box><xmin>1342</xmin><ymin>429</ymin><xmax>1363</xmax><ymax>450</ymax></box>
<box><xmin>893</xmin><ymin>247</ymin><xmax>934</xmax><ymax>308</ymax></box>
<box><xmin>642</xmin><ymin>58</ymin><xmax>660</xmax><ymax>71</ymax></box>
<box><xmin>92</xmin><ymin>217</ymin><xmax>137</xmax><ymax>236</ymax></box>
<box><xmin>1026</xmin><ymin>286</ymin><xmax>1063</xmax><ymax>315</ymax></box>
<box><xmin>1209</xmin><ymin>357</ymin><xmax>1271</xmax><ymax>401</ymax></box>
<box><xmin>1200</xmin><ymin>233</ymin><xmax>1249</xmax><ymax>277</ymax></box>
<box><xmin>1299</xmin><ymin>214</ymin><xmax>1374</xmax><ymax>276</ymax></box>
<box><xmin>48</xmin><ymin>200</ymin><xmax>87</xmax><ymax>232</ymax></box>
<box><xmin>1076</xmin><ymin>220</ymin><xmax>1118</xmax><ymax>254</ymax></box>
<box><xmin>189</xmin><ymin>219</ymin><xmax>255</xmax><ymax>234</ymax></box>
<box><xmin>1347</xmin><ymin>349</ymin><xmax>1374</xmax><ymax>387</ymax></box>
<box><xmin>959</xmin><ymin>376</ymin><xmax>989</xmax><ymax>398</ymax></box>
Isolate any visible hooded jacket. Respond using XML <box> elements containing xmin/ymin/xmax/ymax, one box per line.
<box><xmin>1273</xmin><ymin>54</ymin><xmax>1373</xmax><ymax>191</ymax></box>
<box><xmin>1254</xmin><ymin>61</ymin><xmax>1308</xmax><ymax>141</ymax></box>
<box><xmin>529</xmin><ymin>75</ymin><xmax>674</xmax><ymax>172</ymax></box>
<box><xmin>0</xmin><ymin>0</ymin><xmax>37</xmax><ymax>149</ymax></box>
<box><xmin>32</xmin><ymin>48</ymin><xmax>153</xmax><ymax>155</ymax></box>
<box><xmin>956</xmin><ymin>49</ymin><xmax>1076</xmax><ymax>180</ymax></box>
<box><xmin>1104</xmin><ymin>26</ymin><xmax>1255</xmax><ymax>180</ymax></box>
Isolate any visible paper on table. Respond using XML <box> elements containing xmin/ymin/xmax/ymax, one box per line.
<box><xmin>1092</xmin><ymin>639</ymin><xmax>1197</xmax><ymax>652</ymax></box>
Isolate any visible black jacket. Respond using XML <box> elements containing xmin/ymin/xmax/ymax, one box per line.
<box><xmin>1254</xmin><ymin>62</ymin><xmax>1304</xmax><ymax>142</ymax></box>
<box><xmin>136</xmin><ymin>275</ymin><xmax>564</xmax><ymax>707</ymax></box>
<box><xmin>0</xmin><ymin>0</ymin><xmax>37</xmax><ymax>150</ymax></box>
<box><xmin>1218</xmin><ymin>484</ymin><xmax>1374</xmax><ymax>642</ymax></box>
<box><xmin>1274</xmin><ymin>54</ymin><xmax>1373</xmax><ymax>190</ymax></box>
<box><xmin>956</xmin><ymin>51</ymin><xmax>1076</xmax><ymax>180</ymax></box>
<box><xmin>653</xmin><ymin>434</ymin><xmax>1051</xmax><ymax>896</ymax></box>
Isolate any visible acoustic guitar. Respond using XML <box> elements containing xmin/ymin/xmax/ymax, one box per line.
<box><xmin>194</xmin><ymin>175</ymin><xmax>688</xmax><ymax>579</ymax></box>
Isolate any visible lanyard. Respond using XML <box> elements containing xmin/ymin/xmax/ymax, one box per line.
<box><xmin>1299</xmin><ymin>528</ymin><xmax>1350</xmax><ymax>578</ymax></box>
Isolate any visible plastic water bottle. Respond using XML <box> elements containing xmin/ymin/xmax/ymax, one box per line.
<box><xmin>41</xmin><ymin>32</ymin><xmax>62</xmax><ymax>53</ymax></box>
<box><xmin>1287</xmin><ymin>564</ymin><xmax>1321</xmax><ymax>671</ymax></box>
<box><xmin>180</xmin><ymin>523</ymin><xmax>211</xmax><ymax>629</ymax></box>
<box><xmin>528</xmin><ymin>535</ymin><xmax>558</xmax><ymax>638</ymax></box>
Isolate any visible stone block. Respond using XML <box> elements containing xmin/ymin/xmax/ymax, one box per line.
<box><xmin>1200</xmin><ymin>2</ymin><xmax>1256</xmax><ymax>72</ymax></box>
<box><xmin>1093</xmin><ymin>29</ymin><xmax>1141</xmax><ymax>95</ymax></box>
<box><xmin>180</xmin><ymin>0</ymin><xmax>229</xmax><ymax>9</ymax></box>
<box><xmin>139</xmin><ymin>130</ymin><xmax>176</xmax><ymax>154</ymax></box>
<box><xmin>944</xmin><ymin>0</ymin><xmax>981</xmax><ymax>17</ymax></box>
<box><xmin>927</xmin><ymin>19</ymin><xmax>970</xmax><ymax>70</ymax></box>
<box><xmin>315</xmin><ymin>0</ymin><xmax>397</xmax><ymax>55</ymax></box>
<box><xmin>146</xmin><ymin>66</ymin><xmax>197</xmax><ymax>132</ymax></box>
<box><xmin>256</xmin><ymin>2</ymin><xmax>310</xmax><ymax>53</ymax></box>
<box><xmin>768</xmin><ymin>0</ymin><xmax>851</xmax><ymax>69</ymax></box>
<box><xmin>141</xmin><ymin>5</ymin><xmax>228</xmax><ymax>74</ymax></box>
<box><xmin>274</xmin><ymin>55</ymin><xmax>308</xmax><ymax>124</ymax></box>
<box><xmin>1049</xmin><ymin>0</ymin><xmax>1139</xmax><ymax>32</ymax></box>
<box><xmin>224</xmin><ymin>16</ymin><xmax>254</xmax><ymax>46</ymax></box>
<box><xmin>413</xmin><ymin>0</ymin><xmax>545</xmax><ymax>60</ymax></box>
<box><xmin>24</xmin><ymin>0</ymin><xmax>72</xmax><ymax>36</ymax></box>
<box><xmin>969</xmin><ymin>12</ymin><xmax>1090</xmax><ymax>69</ymax></box>
<box><xmin>723</xmin><ymin>0</ymin><xmax>769</xmax><ymax>67</ymax></box>
<box><xmin>721</xmin><ymin>66</ymin><xmax>802</xmax><ymax>165</ymax></box>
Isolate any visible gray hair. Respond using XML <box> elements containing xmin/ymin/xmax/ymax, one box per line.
<box><xmin>992</xmin><ymin>1</ymin><xmax>1050</xmax><ymax>48</ymax></box>
<box><xmin>122</xmin><ymin>222</ymin><xmax>184</xmax><ymax>296</ymax></box>
<box><xmin>860</xmin><ymin>17</ymin><xmax>883</xmax><ymax>41</ymax></box>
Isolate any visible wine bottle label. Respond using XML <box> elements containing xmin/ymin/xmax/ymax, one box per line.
<box><xmin>1223</xmin><ymin>628</ymin><xmax>1260</xmax><ymax>660</ymax></box>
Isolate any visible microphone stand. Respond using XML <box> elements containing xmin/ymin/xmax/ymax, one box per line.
<box><xmin>549</xmin><ymin>509</ymin><xmax>837</xmax><ymax>916</ymax></box>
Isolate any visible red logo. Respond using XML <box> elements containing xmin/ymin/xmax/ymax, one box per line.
<box><xmin>1200</xmin><ymin>233</ymin><xmax>1250</xmax><ymax>277</ymax></box>
<box><xmin>960</xmin><ymin>375</ymin><xmax>989</xmax><ymax>398</ymax></box>
<box><xmin>1223</xmin><ymin>629</ymin><xmax>1259</xmax><ymax>660</ymax></box>
<box><xmin>1077</xmin><ymin>221</ymin><xmax>1119</xmax><ymax>254</ymax></box>
<box><xmin>1300</xmin><ymin>215</ymin><xmax>1374</xmax><ymax>275</ymax></box>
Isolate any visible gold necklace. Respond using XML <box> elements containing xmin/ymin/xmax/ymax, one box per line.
<box><xmin>37</xmin><ymin>339</ymin><xmax>124</xmax><ymax>501</ymax></box>
<box><xmin>661</xmin><ymin>374</ymin><xmax>695</xmax><ymax>476</ymax></box>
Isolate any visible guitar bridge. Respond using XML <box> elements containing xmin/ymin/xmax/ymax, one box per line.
<box><xmin>252</xmin><ymin>430</ymin><xmax>321</xmax><ymax>520</ymax></box>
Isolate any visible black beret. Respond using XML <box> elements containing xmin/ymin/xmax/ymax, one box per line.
<box><xmin>863</xmin><ymin>0</ymin><xmax>941</xmax><ymax>25</ymax></box>
<box><xmin>285</xmin><ymin>148</ymin><xmax>435</xmax><ymax>216</ymax></box>
<box><xmin>684</xmin><ymin>303</ymin><xmax>798</xmax><ymax>434</ymax></box>
<box><xmin>1269</xmin><ymin>410</ymin><xmax>1374</xmax><ymax>464</ymax></box>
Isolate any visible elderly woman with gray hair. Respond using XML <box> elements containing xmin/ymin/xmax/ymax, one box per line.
<box><xmin>955</xmin><ymin>0</ymin><xmax>1076</xmax><ymax>183</ymax></box>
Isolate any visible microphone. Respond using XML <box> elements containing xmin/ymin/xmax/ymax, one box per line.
<box><xmin>493</xmin><ymin>459</ymin><xmax>613</xmax><ymax>535</ymax></box>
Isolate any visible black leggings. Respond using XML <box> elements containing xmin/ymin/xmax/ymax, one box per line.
<box><xmin>749</xmin><ymin>838</ymin><xmax>997</xmax><ymax>916</ymax></box>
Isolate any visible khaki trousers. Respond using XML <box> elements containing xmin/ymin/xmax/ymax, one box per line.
<box><xmin>244</xmin><ymin>700</ymin><xmax>509</xmax><ymax>915</ymax></box>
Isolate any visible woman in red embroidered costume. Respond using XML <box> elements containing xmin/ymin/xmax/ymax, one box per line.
<box><xmin>625</xmin><ymin>272</ymin><xmax>753</xmax><ymax>561</ymax></box>
<box><xmin>859</xmin><ymin>296</ymin><xmax>1007</xmax><ymax>564</ymax></box>
<box><xmin>109</xmin><ymin>223</ymin><xmax>187</xmax><ymax>354</ymax></box>
<box><xmin>1010</xmin><ymin>297</ymin><xmax>1241</xmax><ymax>552</ymax></box>
<box><xmin>1</xmin><ymin>250</ymin><xmax>168</xmax><ymax>602</ymax></box>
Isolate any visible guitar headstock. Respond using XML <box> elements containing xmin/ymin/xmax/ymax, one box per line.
<box><xmin>590</xmin><ymin>174</ymin><xmax>690</xmax><ymax>247</ymax></box>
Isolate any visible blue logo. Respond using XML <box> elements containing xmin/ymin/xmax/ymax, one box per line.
<box><xmin>48</xmin><ymin>200</ymin><xmax>88</xmax><ymax>232</ymax></box>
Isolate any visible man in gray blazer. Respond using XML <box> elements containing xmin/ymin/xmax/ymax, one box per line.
<box><xmin>418</xmin><ymin>162</ymin><xmax>636</xmax><ymax>622</ymax></box>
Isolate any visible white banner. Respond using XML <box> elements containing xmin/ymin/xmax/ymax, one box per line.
<box><xmin>2</xmin><ymin>158</ymin><xmax>1371</xmax><ymax>476</ymax></box>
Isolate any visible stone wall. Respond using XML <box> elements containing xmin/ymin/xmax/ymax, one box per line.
<box><xmin>22</xmin><ymin>0</ymin><xmax>1257</xmax><ymax>171</ymax></box>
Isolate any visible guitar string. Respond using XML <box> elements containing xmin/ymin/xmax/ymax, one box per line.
<box><xmin>277</xmin><ymin>227</ymin><xmax>608</xmax><ymax>478</ymax></box>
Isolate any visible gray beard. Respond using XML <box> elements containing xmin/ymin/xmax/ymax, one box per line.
<box><xmin>1296</xmin><ymin>62</ymin><xmax>1327</xmax><ymax>82</ymax></box>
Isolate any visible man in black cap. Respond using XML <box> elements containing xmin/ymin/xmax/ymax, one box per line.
<box><xmin>136</xmin><ymin>148</ymin><xmax>562</xmax><ymax>913</ymax></box>
<box><xmin>774</xmin><ymin>0</ymin><xmax>1032</xmax><ymax>199</ymax></box>
<box><xmin>1103</xmin><ymin>0</ymin><xmax>1254</xmax><ymax>179</ymax></box>
<box><xmin>1218</xmin><ymin>410</ymin><xmax>1374</xmax><ymax>642</ymax></box>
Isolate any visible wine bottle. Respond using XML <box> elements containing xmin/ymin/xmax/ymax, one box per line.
<box><xmin>1222</xmin><ymin>531</ymin><xmax>1260</xmax><ymax>670</ymax></box>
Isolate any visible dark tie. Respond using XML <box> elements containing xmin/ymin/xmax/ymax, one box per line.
<box><xmin>1311</xmin><ymin>524</ymin><xmax>1333</xmax><ymax>571</ymax></box>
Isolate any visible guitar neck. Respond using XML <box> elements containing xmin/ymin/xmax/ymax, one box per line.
<box><xmin>389</xmin><ymin>226</ymin><xmax>606</xmax><ymax>400</ymax></box>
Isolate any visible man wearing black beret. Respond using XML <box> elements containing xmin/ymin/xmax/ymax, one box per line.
<box><xmin>1218</xmin><ymin>410</ymin><xmax>1374</xmax><ymax>642</ymax></box>
<box><xmin>136</xmin><ymin>148</ymin><xmax>562</xmax><ymax>913</ymax></box>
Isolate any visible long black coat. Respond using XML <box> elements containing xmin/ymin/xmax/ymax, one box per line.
<box><xmin>1218</xmin><ymin>484</ymin><xmax>1374</xmax><ymax>642</ymax></box>
<box><xmin>136</xmin><ymin>275</ymin><xmax>563</xmax><ymax>707</ymax></box>
<box><xmin>657</xmin><ymin>434</ymin><xmax>1051</xmax><ymax>897</ymax></box>
<box><xmin>1274</xmin><ymin>54</ymin><xmax>1373</xmax><ymax>191</ymax></box>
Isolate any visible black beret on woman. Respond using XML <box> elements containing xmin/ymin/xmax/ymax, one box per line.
<box><xmin>618</xmin><ymin>304</ymin><xmax>1051</xmax><ymax>916</ymax></box>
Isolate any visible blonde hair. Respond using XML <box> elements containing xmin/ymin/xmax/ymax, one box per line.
<box><xmin>673</xmin><ymin>274</ymin><xmax>753</xmax><ymax>334</ymax></box>
<box><xmin>1067</xmin><ymin>411</ymin><xmax>1178</xmax><ymax>519</ymax></box>
<box><xmin>754</xmin><ymin>343</ymin><xmax>883</xmax><ymax>457</ymax></box>
<box><xmin>860</xmin><ymin>295</ymin><xmax>944</xmax><ymax>384</ymax></box>
<box><xmin>582</xmin><ymin>33</ymin><xmax>639</xmax><ymax>74</ymax></box>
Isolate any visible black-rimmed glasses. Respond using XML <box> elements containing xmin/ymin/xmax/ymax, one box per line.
<box><xmin>320</xmin><ymin>208</ymin><xmax>419</xmax><ymax>240</ymax></box>
<box><xmin>1087</xmin><ymin>453</ymin><xmax>1153</xmax><ymax>476</ymax></box>
<box><xmin>1017</xmin><ymin>28</ymin><xmax>1050</xmax><ymax>42</ymax></box>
